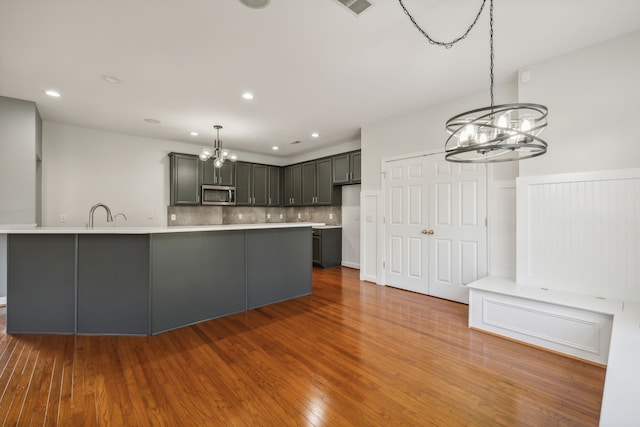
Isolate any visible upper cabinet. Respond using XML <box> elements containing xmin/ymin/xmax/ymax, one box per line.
<box><xmin>169</xmin><ymin>153</ymin><xmax>201</xmax><ymax>205</ymax></box>
<box><xmin>268</xmin><ymin>166</ymin><xmax>281</xmax><ymax>207</ymax></box>
<box><xmin>301</xmin><ymin>158</ymin><xmax>341</xmax><ymax>206</ymax></box>
<box><xmin>332</xmin><ymin>150</ymin><xmax>361</xmax><ymax>185</ymax></box>
<box><xmin>202</xmin><ymin>160</ymin><xmax>235</xmax><ymax>186</ymax></box>
<box><xmin>284</xmin><ymin>164</ymin><xmax>302</xmax><ymax>206</ymax></box>
<box><xmin>236</xmin><ymin>162</ymin><xmax>280</xmax><ymax>206</ymax></box>
<box><xmin>169</xmin><ymin>149</ymin><xmax>360</xmax><ymax>207</ymax></box>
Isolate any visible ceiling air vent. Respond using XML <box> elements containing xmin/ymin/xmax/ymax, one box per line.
<box><xmin>290</xmin><ymin>140</ymin><xmax>301</xmax><ymax>145</ymax></box>
<box><xmin>333</xmin><ymin>0</ymin><xmax>373</xmax><ymax>16</ymax></box>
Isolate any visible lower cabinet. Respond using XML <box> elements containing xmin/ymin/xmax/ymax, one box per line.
<box><xmin>312</xmin><ymin>227</ymin><xmax>342</xmax><ymax>268</ymax></box>
<box><xmin>151</xmin><ymin>231</ymin><xmax>246</xmax><ymax>334</ymax></box>
<box><xmin>77</xmin><ymin>235</ymin><xmax>150</xmax><ymax>335</ymax></box>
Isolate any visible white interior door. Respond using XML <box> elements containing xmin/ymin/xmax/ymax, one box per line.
<box><xmin>384</xmin><ymin>153</ymin><xmax>487</xmax><ymax>303</ymax></box>
<box><xmin>427</xmin><ymin>156</ymin><xmax>487</xmax><ymax>303</ymax></box>
<box><xmin>384</xmin><ymin>156</ymin><xmax>429</xmax><ymax>294</ymax></box>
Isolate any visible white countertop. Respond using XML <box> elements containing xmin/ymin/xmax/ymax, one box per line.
<box><xmin>0</xmin><ymin>222</ymin><xmax>325</xmax><ymax>235</ymax></box>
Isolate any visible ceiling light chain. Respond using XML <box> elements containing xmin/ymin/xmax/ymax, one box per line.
<box><xmin>398</xmin><ymin>0</ymin><xmax>548</xmax><ymax>163</ymax></box>
<box><xmin>397</xmin><ymin>0</ymin><xmax>487</xmax><ymax>49</ymax></box>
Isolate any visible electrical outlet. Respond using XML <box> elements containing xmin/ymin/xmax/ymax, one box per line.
<box><xmin>329</xmin><ymin>213</ymin><xmax>333</xmax><ymax>220</ymax></box>
<box><xmin>280</xmin><ymin>214</ymin><xmax>283</xmax><ymax>219</ymax></box>
<box><xmin>239</xmin><ymin>213</ymin><xmax>243</xmax><ymax>219</ymax></box>
<box><xmin>267</xmin><ymin>213</ymin><xmax>271</xmax><ymax>219</ymax></box>
<box><xmin>297</xmin><ymin>213</ymin><xmax>301</xmax><ymax>219</ymax></box>
<box><xmin>147</xmin><ymin>212</ymin><xmax>154</xmax><ymax>219</ymax></box>
<box><xmin>170</xmin><ymin>214</ymin><xmax>176</xmax><ymax>221</ymax></box>
<box><xmin>59</xmin><ymin>214</ymin><xmax>67</xmax><ymax>223</ymax></box>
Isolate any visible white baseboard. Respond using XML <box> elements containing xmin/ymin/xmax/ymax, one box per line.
<box><xmin>341</xmin><ymin>261</ymin><xmax>360</xmax><ymax>269</ymax></box>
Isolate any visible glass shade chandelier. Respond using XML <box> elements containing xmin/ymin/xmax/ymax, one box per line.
<box><xmin>398</xmin><ymin>0</ymin><xmax>548</xmax><ymax>163</ymax></box>
<box><xmin>199</xmin><ymin>125</ymin><xmax>238</xmax><ymax>168</ymax></box>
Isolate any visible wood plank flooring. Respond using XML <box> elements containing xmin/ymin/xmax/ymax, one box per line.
<box><xmin>0</xmin><ymin>267</ymin><xmax>605</xmax><ymax>426</ymax></box>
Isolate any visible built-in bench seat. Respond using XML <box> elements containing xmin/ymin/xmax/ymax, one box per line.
<box><xmin>467</xmin><ymin>276</ymin><xmax>640</xmax><ymax>427</ymax></box>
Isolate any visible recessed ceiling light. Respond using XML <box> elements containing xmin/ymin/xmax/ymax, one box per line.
<box><xmin>242</xmin><ymin>92</ymin><xmax>254</xmax><ymax>100</ymax></box>
<box><xmin>239</xmin><ymin>0</ymin><xmax>271</xmax><ymax>9</ymax></box>
<box><xmin>144</xmin><ymin>118</ymin><xmax>161</xmax><ymax>124</ymax></box>
<box><xmin>45</xmin><ymin>90</ymin><xmax>61</xmax><ymax>98</ymax></box>
<box><xmin>190</xmin><ymin>131</ymin><xmax>198</xmax><ymax>136</ymax></box>
<box><xmin>102</xmin><ymin>74</ymin><xmax>123</xmax><ymax>84</ymax></box>
<box><xmin>311</xmin><ymin>132</ymin><xmax>319</xmax><ymax>138</ymax></box>
<box><xmin>272</xmin><ymin>146</ymin><xmax>279</xmax><ymax>150</ymax></box>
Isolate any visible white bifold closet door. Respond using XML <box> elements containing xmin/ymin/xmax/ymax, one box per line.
<box><xmin>384</xmin><ymin>153</ymin><xmax>487</xmax><ymax>303</ymax></box>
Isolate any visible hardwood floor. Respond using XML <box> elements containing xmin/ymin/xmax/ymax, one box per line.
<box><xmin>0</xmin><ymin>267</ymin><xmax>605</xmax><ymax>426</ymax></box>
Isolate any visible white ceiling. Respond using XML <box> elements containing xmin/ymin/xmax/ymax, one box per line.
<box><xmin>2</xmin><ymin>0</ymin><xmax>640</xmax><ymax>157</ymax></box>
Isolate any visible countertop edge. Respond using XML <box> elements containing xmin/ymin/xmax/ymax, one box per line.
<box><xmin>0</xmin><ymin>222</ymin><xmax>326</xmax><ymax>234</ymax></box>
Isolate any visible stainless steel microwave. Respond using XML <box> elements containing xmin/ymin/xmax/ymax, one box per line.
<box><xmin>201</xmin><ymin>185</ymin><xmax>236</xmax><ymax>205</ymax></box>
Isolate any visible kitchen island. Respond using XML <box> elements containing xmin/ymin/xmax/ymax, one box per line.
<box><xmin>2</xmin><ymin>223</ymin><xmax>318</xmax><ymax>335</ymax></box>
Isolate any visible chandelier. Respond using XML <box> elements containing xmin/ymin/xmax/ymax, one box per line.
<box><xmin>199</xmin><ymin>125</ymin><xmax>238</xmax><ymax>168</ymax></box>
<box><xmin>398</xmin><ymin>0</ymin><xmax>548</xmax><ymax>163</ymax></box>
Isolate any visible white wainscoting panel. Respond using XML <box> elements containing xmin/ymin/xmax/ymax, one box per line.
<box><xmin>516</xmin><ymin>168</ymin><xmax>640</xmax><ymax>303</ymax></box>
<box><xmin>469</xmin><ymin>288</ymin><xmax>613</xmax><ymax>365</ymax></box>
<box><xmin>361</xmin><ymin>191</ymin><xmax>379</xmax><ymax>282</ymax></box>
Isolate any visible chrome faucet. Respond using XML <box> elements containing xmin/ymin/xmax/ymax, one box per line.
<box><xmin>89</xmin><ymin>203</ymin><xmax>113</xmax><ymax>228</ymax></box>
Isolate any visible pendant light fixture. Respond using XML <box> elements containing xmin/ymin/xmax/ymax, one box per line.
<box><xmin>199</xmin><ymin>125</ymin><xmax>238</xmax><ymax>168</ymax></box>
<box><xmin>398</xmin><ymin>0</ymin><xmax>548</xmax><ymax>163</ymax></box>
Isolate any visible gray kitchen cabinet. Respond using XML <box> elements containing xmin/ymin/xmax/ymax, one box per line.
<box><xmin>77</xmin><ymin>235</ymin><xmax>150</xmax><ymax>335</ymax></box>
<box><xmin>253</xmin><ymin>164</ymin><xmax>268</xmax><ymax>206</ymax></box>
<box><xmin>169</xmin><ymin>153</ymin><xmax>201</xmax><ymax>205</ymax></box>
<box><xmin>235</xmin><ymin>162</ymin><xmax>252</xmax><ymax>205</ymax></box>
<box><xmin>302</xmin><ymin>158</ymin><xmax>341</xmax><ymax>206</ymax></box>
<box><xmin>7</xmin><ymin>234</ymin><xmax>76</xmax><ymax>333</ymax></box>
<box><xmin>151</xmin><ymin>231</ymin><xmax>246</xmax><ymax>334</ymax></box>
<box><xmin>268</xmin><ymin>166</ymin><xmax>281</xmax><ymax>206</ymax></box>
<box><xmin>301</xmin><ymin>161</ymin><xmax>317</xmax><ymax>205</ymax></box>
<box><xmin>332</xmin><ymin>150</ymin><xmax>361</xmax><ymax>185</ymax></box>
<box><xmin>284</xmin><ymin>164</ymin><xmax>302</xmax><ymax>206</ymax></box>
<box><xmin>202</xmin><ymin>160</ymin><xmax>235</xmax><ymax>186</ymax></box>
<box><xmin>312</xmin><ymin>227</ymin><xmax>342</xmax><ymax>268</ymax></box>
<box><xmin>236</xmin><ymin>162</ymin><xmax>270</xmax><ymax>206</ymax></box>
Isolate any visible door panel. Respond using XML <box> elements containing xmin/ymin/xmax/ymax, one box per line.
<box><xmin>460</xmin><ymin>240</ymin><xmax>479</xmax><ymax>285</ymax></box>
<box><xmin>384</xmin><ymin>157</ymin><xmax>429</xmax><ymax>294</ymax></box>
<box><xmin>408</xmin><ymin>237</ymin><xmax>423</xmax><ymax>278</ymax></box>
<box><xmin>435</xmin><ymin>239</ymin><xmax>452</xmax><ymax>284</ymax></box>
<box><xmin>428</xmin><ymin>155</ymin><xmax>486</xmax><ymax>303</ymax></box>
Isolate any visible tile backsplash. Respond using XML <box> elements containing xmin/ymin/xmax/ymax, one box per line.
<box><xmin>168</xmin><ymin>205</ymin><xmax>341</xmax><ymax>227</ymax></box>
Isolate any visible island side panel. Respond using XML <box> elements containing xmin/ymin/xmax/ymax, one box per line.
<box><xmin>150</xmin><ymin>231</ymin><xmax>246</xmax><ymax>334</ymax></box>
<box><xmin>77</xmin><ymin>235</ymin><xmax>150</xmax><ymax>335</ymax></box>
<box><xmin>246</xmin><ymin>227</ymin><xmax>312</xmax><ymax>309</ymax></box>
<box><xmin>7</xmin><ymin>234</ymin><xmax>76</xmax><ymax>334</ymax></box>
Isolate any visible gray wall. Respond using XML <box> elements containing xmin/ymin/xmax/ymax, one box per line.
<box><xmin>518</xmin><ymin>29</ymin><xmax>640</xmax><ymax>176</ymax></box>
<box><xmin>0</xmin><ymin>234</ymin><xmax>6</xmax><ymax>299</ymax></box>
<box><xmin>0</xmin><ymin>96</ymin><xmax>40</xmax><ymax>224</ymax></box>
